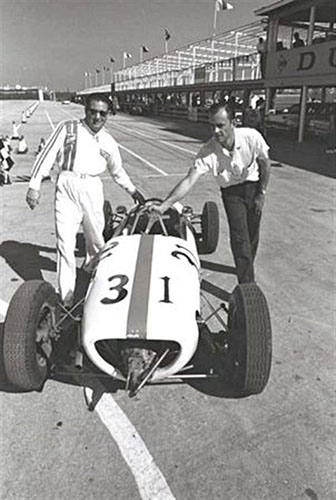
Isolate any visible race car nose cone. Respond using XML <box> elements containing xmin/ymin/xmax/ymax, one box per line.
<box><xmin>123</xmin><ymin>347</ymin><xmax>157</xmax><ymax>397</ymax></box>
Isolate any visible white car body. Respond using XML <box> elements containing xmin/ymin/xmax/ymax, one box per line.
<box><xmin>82</xmin><ymin>218</ymin><xmax>201</xmax><ymax>382</ymax></box>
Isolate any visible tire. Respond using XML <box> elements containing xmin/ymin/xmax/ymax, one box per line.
<box><xmin>200</xmin><ymin>201</ymin><xmax>219</xmax><ymax>254</ymax></box>
<box><xmin>103</xmin><ymin>200</ymin><xmax>114</xmax><ymax>242</ymax></box>
<box><xmin>226</xmin><ymin>283</ymin><xmax>272</xmax><ymax>396</ymax></box>
<box><xmin>3</xmin><ymin>280</ymin><xmax>58</xmax><ymax>391</ymax></box>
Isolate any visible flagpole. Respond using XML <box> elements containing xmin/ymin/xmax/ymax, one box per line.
<box><xmin>213</xmin><ymin>0</ymin><xmax>218</xmax><ymax>37</ymax></box>
<box><xmin>140</xmin><ymin>46</ymin><xmax>143</xmax><ymax>63</ymax></box>
<box><xmin>123</xmin><ymin>53</ymin><xmax>126</xmax><ymax>70</ymax></box>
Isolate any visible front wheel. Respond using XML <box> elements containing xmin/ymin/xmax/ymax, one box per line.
<box><xmin>226</xmin><ymin>283</ymin><xmax>272</xmax><ymax>396</ymax></box>
<box><xmin>3</xmin><ymin>280</ymin><xmax>58</xmax><ymax>391</ymax></box>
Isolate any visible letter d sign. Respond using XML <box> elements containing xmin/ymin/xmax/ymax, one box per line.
<box><xmin>297</xmin><ymin>51</ymin><xmax>316</xmax><ymax>71</ymax></box>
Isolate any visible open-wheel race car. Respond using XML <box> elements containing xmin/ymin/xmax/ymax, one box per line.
<box><xmin>3</xmin><ymin>200</ymin><xmax>272</xmax><ymax>402</ymax></box>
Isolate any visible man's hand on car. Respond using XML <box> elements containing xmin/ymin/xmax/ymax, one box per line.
<box><xmin>148</xmin><ymin>200</ymin><xmax>171</xmax><ymax>215</ymax></box>
<box><xmin>131</xmin><ymin>189</ymin><xmax>146</xmax><ymax>205</ymax></box>
<box><xmin>26</xmin><ymin>188</ymin><xmax>40</xmax><ymax>210</ymax></box>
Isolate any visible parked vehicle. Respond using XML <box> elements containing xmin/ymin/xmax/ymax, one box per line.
<box><xmin>265</xmin><ymin>102</ymin><xmax>336</xmax><ymax>140</ymax></box>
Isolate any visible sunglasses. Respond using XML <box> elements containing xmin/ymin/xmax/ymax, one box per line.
<box><xmin>87</xmin><ymin>108</ymin><xmax>109</xmax><ymax>117</ymax></box>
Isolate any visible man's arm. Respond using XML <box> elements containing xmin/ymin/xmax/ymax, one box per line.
<box><xmin>254</xmin><ymin>156</ymin><xmax>271</xmax><ymax>215</ymax></box>
<box><xmin>106</xmin><ymin>145</ymin><xmax>145</xmax><ymax>204</ymax></box>
<box><xmin>154</xmin><ymin>167</ymin><xmax>203</xmax><ymax>214</ymax></box>
<box><xmin>257</xmin><ymin>156</ymin><xmax>271</xmax><ymax>193</ymax></box>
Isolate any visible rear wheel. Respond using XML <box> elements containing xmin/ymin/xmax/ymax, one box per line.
<box><xmin>226</xmin><ymin>283</ymin><xmax>272</xmax><ymax>396</ymax></box>
<box><xmin>200</xmin><ymin>201</ymin><xmax>219</xmax><ymax>254</ymax></box>
<box><xmin>3</xmin><ymin>280</ymin><xmax>58</xmax><ymax>391</ymax></box>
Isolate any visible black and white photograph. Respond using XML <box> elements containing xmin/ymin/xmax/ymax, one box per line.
<box><xmin>1</xmin><ymin>0</ymin><xmax>335</xmax><ymax>499</ymax></box>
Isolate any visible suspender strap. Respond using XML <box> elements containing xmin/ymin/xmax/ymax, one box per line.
<box><xmin>62</xmin><ymin>121</ymin><xmax>78</xmax><ymax>171</ymax></box>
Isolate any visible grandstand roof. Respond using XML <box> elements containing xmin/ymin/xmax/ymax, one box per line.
<box><xmin>114</xmin><ymin>20</ymin><xmax>266</xmax><ymax>81</ymax></box>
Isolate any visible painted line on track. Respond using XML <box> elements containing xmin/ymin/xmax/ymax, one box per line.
<box><xmin>0</xmin><ymin>294</ymin><xmax>175</xmax><ymax>500</ymax></box>
<box><xmin>119</xmin><ymin>144</ymin><xmax>168</xmax><ymax>176</ymax></box>
<box><xmin>95</xmin><ymin>391</ymin><xmax>176</xmax><ymax>500</ymax></box>
<box><xmin>112</xmin><ymin>122</ymin><xmax>197</xmax><ymax>155</ymax></box>
<box><xmin>45</xmin><ymin>110</ymin><xmax>55</xmax><ymax>131</ymax></box>
<box><xmin>159</xmin><ymin>140</ymin><xmax>196</xmax><ymax>155</ymax></box>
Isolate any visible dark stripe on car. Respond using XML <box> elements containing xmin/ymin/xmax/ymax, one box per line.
<box><xmin>126</xmin><ymin>235</ymin><xmax>154</xmax><ymax>339</ymax></box>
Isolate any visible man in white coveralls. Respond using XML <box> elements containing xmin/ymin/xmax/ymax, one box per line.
<box><xmin>26</xmin><ymin>93</ymin><xmax>145</xmax><ymax>307</ymax></box>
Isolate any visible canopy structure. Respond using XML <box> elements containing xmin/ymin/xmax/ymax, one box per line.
<box><xmin>113</xmin><ymin>21</ymin><xmax>266</xmax><ymax>90</ymax></box>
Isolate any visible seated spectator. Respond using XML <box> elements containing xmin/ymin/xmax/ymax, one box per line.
<box><xmin>293</xmin><ymin>32</ymin><xmax>305</xmax><ymax>48</ymax></box>
<box><xmin>276</xmin><ymin>41</ymin><xmax>287</xmax><ymax>51</ymax></box>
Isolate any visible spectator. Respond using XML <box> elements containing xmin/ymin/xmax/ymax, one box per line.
<box><xmin>243</xmin><ymin>106</ymin><xmax>262</xmax><ymax>131</ymax></box>
<box><xmin>0</xmin><ymin>137</ymin><xmax>15</xmax><ymax>186</ymax></box>
<box><xmin>11</xmin><ymin>121</ymin><xmax>20</xmax><ymax>140</ymax></box>
<box><xmin>256</xmin><ymin>37</ymin><xmax>267</xmax><ymax>78</ymax></box>
<box><xmin>276</xmin><ymin>41</ymin><xmax>287</xmax><ymax>51</ymax></box>
<box><xmin>293</xmin><ymin>32</ymin><xmax>305</xmax><ymax>48</ymax></box>
<box><xmin>36</xmin><ymin>137</ymin><xmax>46</xmax><ymax>155</ymax></box>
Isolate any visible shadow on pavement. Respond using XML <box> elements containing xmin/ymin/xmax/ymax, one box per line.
<box><xmin>0</xmin><ymin>241</ymin><xmax>56</xmax><ymax>281</ymax></box>
<box><xmin>201</xmin><ymin>259</ymin><xmax>236</xmax><ymax>276</ymax></box>
<box><xmin>0</xmin><ymin>235</ymin><xmax>86</xmax><ymax>282</ymax></box>
<box><xmin>132</xmin><ymin>113</ymin><xmax>335</xmax><ymax>179</ymax></box>
<box><xmin>201</xmin><ymin>279</ymin><xmax>231</xmax><ymax>302</ymax></box>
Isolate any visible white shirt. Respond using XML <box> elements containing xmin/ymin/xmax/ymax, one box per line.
<box><xmin>194</xmin><ymin>127</ymin><xmax>269</xmax><ymax>189</ymax></box>
<box><xmin>29</xmin><ymin>120</ymin><xmax>136</xmax><ymax>193</ymax></box>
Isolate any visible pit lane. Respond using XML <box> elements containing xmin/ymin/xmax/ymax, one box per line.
<box><xmin>0</xmin><ymin>101</ymin><xmax>334</xmax><ymax>500</ymax></box>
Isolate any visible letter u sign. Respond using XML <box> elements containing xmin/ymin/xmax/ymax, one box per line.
<box><xmin>297</xmin><ymin>51</ymin><xmax>316</xmax><ymax>71</ymax></box>
<box><xmin>329</xmin><ymin>47</ymin><xmax>336</xmax><ymax>68</ymax></box>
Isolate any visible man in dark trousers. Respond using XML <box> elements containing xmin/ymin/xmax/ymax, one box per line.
<box><xmin>150</xmin><ymin>103</ymin><xmax>271</xmax><ymax>283</ymax></box>
<box><xmin>26</xmin><ymin>93</ymin><xmax>145</xmax><ymax>306</ymax></box>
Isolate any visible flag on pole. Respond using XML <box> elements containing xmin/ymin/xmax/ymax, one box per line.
<box><xmin>110</xmin><ymin>57</ymin><xmax>115</xmax><ymax>63</ymax></box>
<box><xmin>142</xmin><ymin>46</ymin><xmax>149</xmax><ymax>53</ymax></box>
<box><xmin>164</xmin><ymin>29</ymin><xmax>171</xmax><ymax>41</ymax></box>
<box><xmin>216</xmin><ymin>0</ymin><xmax>233</xmax><ymax>11</ymax></box>
<box><xmin>123</xmin><ymin>52</ymin><xmax>132</xmax><ymax>59</ymax></box>
<box><xmin>95</xmin><ymin>68</ymin><xmax>100</xmax><ymax>73</ymax></box>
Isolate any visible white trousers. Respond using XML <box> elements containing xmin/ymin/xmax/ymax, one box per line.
<box><xmin>55</xmin><ymin>172</ymin><xmax>105</xmax><ymax>304</ymax></box>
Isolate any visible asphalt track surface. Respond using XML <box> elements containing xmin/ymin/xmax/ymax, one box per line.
<box><xmin>0</xmin><ymin>101</ymin><xmax>334</xmax><ymax>500</ymax></box>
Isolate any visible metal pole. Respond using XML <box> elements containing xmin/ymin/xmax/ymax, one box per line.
<box><xmin>213</xmin><ymin>2</ymin><xmax>218</xmax><ymax>37</ymax></box>
<box><xmin>298</xmin><ymin>6</ymin><xmax>315</xmax><ymax>142</ymax></box>
<box><xmin>298</xmin><ymin>86</ymin><xmax>308</xmax><ymax>143</ymax></box>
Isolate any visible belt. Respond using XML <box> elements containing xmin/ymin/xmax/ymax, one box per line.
<box><xmin>60</xmin><ymin>170</ymin><xmax>100</xmax><ymax>179</ymax></box>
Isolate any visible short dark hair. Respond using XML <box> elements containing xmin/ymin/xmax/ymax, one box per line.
<box><xmin>85</xmin><ymin>93</ymin><xmax>111</xmax><ymax>110</ymax></box>
<box><xmin>208</xmin><ymin>102</ymin><xmax>234</xmax><ymax>122</ymax></box>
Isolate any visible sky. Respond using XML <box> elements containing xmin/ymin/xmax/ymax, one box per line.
<box><xmin>1</xmin><ymin>0</ymin><xmax>278</xmax><ymax>91</ymax></box>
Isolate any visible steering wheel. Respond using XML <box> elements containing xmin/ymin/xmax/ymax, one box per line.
<box><xmin>130</xmin><ymin>198</ymin><xmax>172</xmax><ymax>235</ymax></box>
